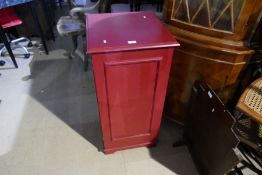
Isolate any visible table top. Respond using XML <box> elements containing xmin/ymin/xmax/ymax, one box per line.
<box><xmin>86</xmin><ymin>11</ymin><xmax>179</xmax><ymax>54</ymax></box>
<box><xmin>0</xmin><ymin>0</ymin><xmax>32</xmax><ymax>9</ymax></box>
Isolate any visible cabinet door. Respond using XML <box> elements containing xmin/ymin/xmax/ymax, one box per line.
<box><xmin>165</xmin><ymin>0</ymin><xmax>262</xmax><ymax>40</ymax></box>
<box><xmin>92</xmin><ymin>48</ymin><xmax>174</xmax><ymax>153</ymax></box>
<box><xmin>171</xmin><ymin>0</ymin><xmax>245</xmax><ymax>32</ymax></box>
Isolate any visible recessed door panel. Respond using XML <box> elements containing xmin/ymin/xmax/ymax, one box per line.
<box><xmin>104</xmin><ymin>59</ymin><xmax>161</xmax><ymax>140</ymax></box>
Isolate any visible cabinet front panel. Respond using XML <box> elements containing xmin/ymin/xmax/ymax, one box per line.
<box><xmin>105</xmin><ymin>59</ymin><xmax>161</xmax><ymax>141</ymax></box>
<box><xmin>92</xmin><ymin>49</ymin><xmax>174</xmax><ymax>153</ymax></box>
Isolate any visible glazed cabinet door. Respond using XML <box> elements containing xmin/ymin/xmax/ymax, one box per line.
<box><xmin>92</xmin><ymin>48</ymin><xmax>174</xmax><ymax>153</ymax></box>
<box><xmin>164</xmin><ymin>0</ymin><xmax>262</xmax><ymax>40</ymax></box>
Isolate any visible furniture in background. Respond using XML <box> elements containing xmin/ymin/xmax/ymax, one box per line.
<box><xmin>110</xmin><ymin>0</ymin><xmax>163</xmax><ymax>12</ymax></box>
<box><xmin>163</xmin><ymin>0</ymin><xmax>262</xmax><ymax>123</ymax></box>
<box><xmin>155</xmin><ymin>0</ymin><xmax>163</xmax><ymax>12</ymax></box>
<box><xmin>56</xmin><ymin>0</ymin><xmax>103</xmax><ymax>71</ymax></box>
<box><xmin>13</xmin><ymin>0</ymin><xmax>55</xmax><ymax>44</ymax></box>
<box><xmin>0</xmin><ymin>0</ymin><xmax>50</xmax><ymax>56</ymax></box>
<box><xmin>233</xmin><ymin>77</ymin><xmax>262</xmax><ymax>174</ymax></box>
<box><xmin>40</xmin><ymin>0</ymin><xmax>55</xmax><ymax>41</ymax></box>
<box><xmin>230</xmin><ymin>7</ymin><xmax>262</xmax><ymax>110</ymax></box>
<box><xmin>110</xmin><ymin>0</ymin><xmax>139</xmax><ymax>13</ymax></box>
<box><xmin>0</xmin><ymin>7</ymin><xmax>21</xmax><ymax>68</ymax></box>
<box><xmin>87</xmin><ymin>11</ymin><xmax>179</xmax><ymax>154</ymax></box>
<box><xmin>0</xmin><ymin>0</ymin><xmax>50</xmax><ymax>68</ymax></box>
<box><xmin>182</xmin><ymin>82</ymin><xmax>240</xmax><ymax>175</ymax></box>
<box><xmin>0</xmin><ymin>7</ymin><xmax>32</xmax><ymax>67</ymax></box>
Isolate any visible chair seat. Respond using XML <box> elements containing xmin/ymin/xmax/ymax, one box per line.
<box><xmin>0</xmin><ymin>8</ymin><xmax>22</xmax><ymax>29</ymax></box>
<box><xmin>56</xmin><ymin>16</ymin><xmax>85</xmax><ymax>37</ymax></box>
<box><xmin>237</xmin><ymin>77</ymin><xmax>262</xmax><ymax>124</ymax></box>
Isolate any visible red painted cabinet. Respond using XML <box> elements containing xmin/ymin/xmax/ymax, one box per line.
<box><xmin>86</xmin><ymin>12</ymin><xmax>179</xmax><ymax>154</ymax></box>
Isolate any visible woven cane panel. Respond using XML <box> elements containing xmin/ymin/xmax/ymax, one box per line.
<box><xmin>244</xmin><ymin>80</ymin><xmax>262</xmax><ymax>117</ymax></box>
<box><xmin>235</xmin><ymin>118</ymin><xmax>252</xmax><ymax>140</ymax></box>
<box><xmin>235</xmin><ymin>117</ymin><xmax>262</xmax><ymax>143</ymax></box>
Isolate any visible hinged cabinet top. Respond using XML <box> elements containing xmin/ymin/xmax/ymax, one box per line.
<box><xmin>86</xmin><ymin>11</ymin><xmax>179</xmax><ymax>54</ymax></box>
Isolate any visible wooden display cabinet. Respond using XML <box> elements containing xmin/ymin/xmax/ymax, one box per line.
<box><xmin>163</xmin><ymin>0</ymin><xmax>262</xmax><ymax>122</ymax></box>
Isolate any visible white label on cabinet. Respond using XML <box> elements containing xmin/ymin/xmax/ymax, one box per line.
<box><xmin>208</xmin><ymin>91</ymin><xmax>213</xmax><ymax>99</ymax></box>
<box><xmin>128</xmin><ymin>40</ymin><xmax>137</xmax><ymax>44</ymax></box>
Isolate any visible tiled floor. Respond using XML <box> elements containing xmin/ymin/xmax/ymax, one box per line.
<box><xmin>0</xmin><ymin>3</ymin><xmax>198</xmax><ymax>175</ymax></box>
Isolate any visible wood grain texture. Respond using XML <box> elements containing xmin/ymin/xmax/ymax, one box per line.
<box><xmin>87</xmin><ymin>12</ymin><xmax>178</xmax><ymax>153</ymax></box>
<box><xmin>163</xmin><ymin>0</ymin><xmax>262</xmax><ymax>122</ymax></box>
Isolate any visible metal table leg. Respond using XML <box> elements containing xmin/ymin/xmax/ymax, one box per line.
<box><xmin>0</xmin><ymin>26</ymin><xmax>18</xmax><ymax>68</ymax></box>
<box><xmin>68</xmin><ymin>0</ymin><xmax>72</xmax><ymax>8</ymax></box>
<box><xmin>30</xmin><ymin>1</ymin><xmax>49</xmax><ymax>54</ymax></box>
<box><xmin>41</xmin><ymin>0</ymin><xmax>55</xmax><ymax>41</ymax></box>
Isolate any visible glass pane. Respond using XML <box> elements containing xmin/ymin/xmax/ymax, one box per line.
<box><xmin>233</xmin><ymin>0</ymin><xmax>244</xmax><ymax>26</ymax></box>
<box><xmin>174</xmin><ymin>0</ymin><xmax>189</xmax><ymax>22</ymax></box>
<box><xmin>209</xmin><ymin>0</ymin><xmax>230</xmax><ymax>23</ymax></box>
<box><xmin>172</xmin><ymin>0</ymin><xmax>181</xmax><ymax>19</ymax></box>
<box><xmin>188</xmin><ymin>0</ymin><xmax>204</xmax><ymax>20</ymax></box>
<box><xmin>172</xmin><ymin>0</ymin><xmax>180</xmax><ymax>10</ymax></box>
<box><xmin>191</xmin><ymin>1</ymin><xmax>209</xmax><ymax>27</ymax></box>
<box><xmin>171</xmin><ymin>0</ymin><xmax>246</xmax><ymax>32</ymax></box>
<box><xmin>213</xmin><ymin>6</ymin><xmax>232</xmax><ymax>31</ymax></box>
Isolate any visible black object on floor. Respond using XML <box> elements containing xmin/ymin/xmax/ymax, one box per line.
<box><xmin>174</xmin><ymin>82</ymin><xmax>240</xmax><ymax>175</ymax></box>
<box><xmin>0</xmin><ymin>60</ymin><xmax>5</xmax><ymax>66</ymax></box>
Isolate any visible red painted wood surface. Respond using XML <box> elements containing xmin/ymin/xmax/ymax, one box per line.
<box><xmin>87</xmin><ymin>12</ymin><xmax>179</xmax><ymax>154</ymax></box>
<box><xmin>86</xmin><ymin>12</ymin><xmax>179</xmax><ymax>54</ymax></box>
<box><xmin>0</xmin><ymin>8</ymin><xmax>22</xmax><ymax>29</ymax></box>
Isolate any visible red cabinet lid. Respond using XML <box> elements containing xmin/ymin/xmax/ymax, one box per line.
<box><xmin>86</xmin><ymin>12</ymin><xmax>179</xmax><ymax>54</ymax></box>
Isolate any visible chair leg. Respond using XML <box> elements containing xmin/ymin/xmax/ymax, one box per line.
<box><xmin>59</xmin><ymin>0</ymin><xmax>63</xmax><ymax>9</ymax></box>
<box><xmin>134</xmin><ymin>0</ymin><xmax>140</xmax><ymax>11</ymax></box>
<box><xmin>130</xmin><ymin>0</ymin><xmax>134</xmax><ymax>12</ymax></box>
<box><xmin>156</xmin><ymin>0</ymin><xmax>160</xmax><ymax>12</ymax></box>
<box><xmin>234</xmin><ymin>166</ymin><xmax>244</xmax><ymax>175</ymax></box>
<box><xmin>238</xmin><ymin>144</ymin><xmax>262</xmax><ymax>174</ymax></box>
<box><xmin>51</xmin><ymin>0</ymin><xmax>57</xmax><ymax>10</ymax></box>
<box><xmin>84</xmin><ymin>54</ymin><xmax>89</xmax><ymax>72</ymax></box>
<box><xmin>82</xmin><ymin>35</ymin><xmax>88</xmax><ymax>71</ymax></box>
<box><xmin>30</xmin><ymin>1</ymin><xmax>49</xmax><ymax>55</ymax></box>
<box><xmin>159</xmin><ymin>0</ymin><xmax>163</xmax><ymax>12</ymax></box>
<box><xmin>41</xmin><ymin>0</ymin><xmax>55</xmax><ymax>41</ymax></box>
<box><xmin>0</xmin><ymin>26</ymin><xmax>18</xmax><ymax>68</ymax></box>
<box><xmin>70</xmin><ymin>35</ymin><xmax>78</xmax><ymax>59</ymax></box>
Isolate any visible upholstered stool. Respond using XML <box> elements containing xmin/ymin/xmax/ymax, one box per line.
<box><xmin>56</xmin><ymin>0</ymin><xmax>103</xmax><ymax>71</ymax></box>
